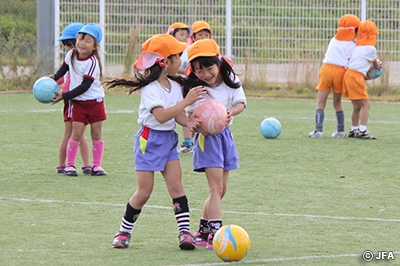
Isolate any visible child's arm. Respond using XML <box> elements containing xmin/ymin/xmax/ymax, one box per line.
<box><xmin>152</xmin><ymin>86</ymin><xmax>205</xmax><ymax>124</ymax></box>
<box><xmin>52</xmin><ymin>77</ymin><xmax>93</xmax><ymax>103</ymax></box>
<box><xmin>52</xmin><ymin>63</ymin><xmax>69</xmax><ymax>81</ymax></box>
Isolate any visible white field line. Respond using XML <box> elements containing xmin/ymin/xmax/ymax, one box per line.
<box><xmin>176</xmin><ymin>252</ymin><xmax>400</xmax><ymax>266</ymax></box>
<box><xmin>20</xmin><ymin>109</ymin><xmax>400</xmax><ymax>125</ymax></box>
<box><xmin>3</xmin><ymin>197</ymin><xmax>400</xmax><ymax>223</ymax></box>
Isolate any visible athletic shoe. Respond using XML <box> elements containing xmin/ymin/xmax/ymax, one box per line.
<box><xmin>112</xmin><ymin>231</ymin><xmax>131</xmax><ymax>248</ymax></box>
<box><xmin>178</xmin><ymin>231</ymin><xmax>196</xmax><ymax>250</ymax></box>
<box><xmin>179</xmin><ymin>140</ymin><xmax>193</xmax><ymax>153</ymax></box>
<box><xmin>331</xmin><ymin>131</ymin><xmax>346</xmax><ymax>138</ymax></box>
<box><xmin>194</xmin><ymin>231</ymin><xmax>208</xmax><ymax>246</ymax></box>
<box><xmin>206</xmin><ymin>233</ymin><xmax>214</xmax><ymax>250</ymax></box>
<box><xmin>81</xmin><ymin>165</ymin><xmax>92</xmax><ymax>175</ymax></box>
<box><xmin>64</xmin><ymin>166</ymin><xmax>78</xmax><ymax>176</ymax></box>
<box><xmin>91</xmin><ymin>166</ymin><xmax>107</xmax><ymax>176</ymax></box>
<box><xmin>357</xmin><ymin>130</ymin><xmax>376</xmax><ymax>140</ymax></box>
<box><xmin>56</xmin><ymin>165</ymin><xmax>65</xmax><ymax>174</ymax></box>
<box><xmin>308</xmin><ymin>130</ymin><xmax>323</xmax><ymax>138</ymax></box>
<box><xmin>348</xmin><ymin>129</ymin><xmax>359</xmax><ymax>138</ymax></box>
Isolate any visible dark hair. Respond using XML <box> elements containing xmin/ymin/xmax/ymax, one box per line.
<box><xmin>69</xmin><ymin>33</ymin><xmax>103</xmax><ymax>78</ymax></box>
<box><xmin>183</xmin><ymin>55</ymin><xmax>241</xmax><ymax>97</ymax></box>
<box><xmin>104</xmin><ymin>55</ymin><xmax>185</xmax><ymax>94</ymax></box>
<box><xmin>61</xmin><ymin>38</ymin><xmax>76</xmax><ymax>48</ymax></box>
<box><xmin>172</xmin><ymin>28</ymin><xmax>190</xmax><ymax>37</ymax></box>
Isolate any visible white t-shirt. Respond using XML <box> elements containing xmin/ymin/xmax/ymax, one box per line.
<box><xmin>64</xmin><ymin>50</ymin><xmax>105</xmax><ymax>101</ymax></box>
<box><xmin>178</xmin><ymin>46</ymin><xmax>189</xmax><ymax>77</ymax></box>
<box><xmin>137</xmin><ymin>79</ymin><xmax>183</xmax><ymax>130</ymax></box>
<box><xmin>186</xmin><ymin>75</ymin><xmax>247</xmax><ymax>125</ymax></box>
<box><xmin>322</xmin><ymin>38</ymin><xmax>356</xmax><ymax>68</ymax></box>
<box><xmin>347</xmin><ymin>46</ymin><xmax>377</xmax><ymax>75</ymax></box>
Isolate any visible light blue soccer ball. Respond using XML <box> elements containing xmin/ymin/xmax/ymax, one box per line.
<box><xmin>367</xmin><ymin>67</ymin><xmax>383</xmax><ymax>79</ymax></box>
<box><xmin>260</xmin><ymin>117</ymin><xmax>281</xmax><ymax>139</ymax></box>
<box><xmin>32</xmin><ymin>77</ymin><xmax>58</xmax><ymax>103</ymax></box>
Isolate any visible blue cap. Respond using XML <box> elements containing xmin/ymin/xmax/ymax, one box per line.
<box><xmin>58</xmin><ymin>23</ymin><xmax>84</xmax><ymax>41</ymax></box>
<box><xmin>78</xmin><ymin>23</ymin><xmax>103</xmax><ymax>43</ymax></box>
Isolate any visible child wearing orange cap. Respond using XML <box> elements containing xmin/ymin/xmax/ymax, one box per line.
<box><xmin>184</xmin><ymin>39</ymin><xmax>247</xmax><ymax>250</ymax></box>
<box><xmin>105</xmin><ymin>34</ymin><xmax>206</xmax><ymax>250</ymax></box>
<box><xmin>342</xmin><ymin>20</ymin><xmax>380</xmax><ymax>139</ymax></box>
<box><xmin>309</xmin><ymin>14</ymin><xmax>360</xmax><ymax>138</ymax></box>
<box><xmin>167</xmin><ymin>22</ymin><xmax>195</xmax><ymax>153</ymax></box>
<box><xmin>189</xmin><ymin>20</ymin><xmax>213</xmax><ymax>44</ymax></box>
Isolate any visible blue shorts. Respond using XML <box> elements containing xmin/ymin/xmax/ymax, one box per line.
<box><xmin>193</xmin><ymin>127</ymin><xmax>239</xmax><ymax>172</ymax></box>
<box><xmin>134</xmin><ymin>126</ymin><xmax>180</xmax><ymax>171</ymax></box>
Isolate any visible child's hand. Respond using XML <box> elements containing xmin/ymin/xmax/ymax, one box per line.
<box><xmin>187</xmin><ymin>113</ymin><xmax>201</xmax><ymax>132</ymax></box>
<box><xmin>51</xmin><ymin>91</ymin><xmax>63</xmax><ymax>104</ymax></box>
<box><xmin>226</xmin><ymin>109</ymin><xmax>232</xmax><ymax>125</ymax></box>
<box><xmin>185</xmin><ymin>86</ymin><xmax>206</xmax><ymax>105</ymax></box>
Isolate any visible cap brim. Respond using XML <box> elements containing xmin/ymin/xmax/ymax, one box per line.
<box><xmin>134</xmin><ymin>52</ymin><xmax>164</xmax><ymax>71</ymax></box>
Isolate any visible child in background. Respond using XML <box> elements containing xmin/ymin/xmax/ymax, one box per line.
<box><xmin>342</xmin><ymin>20</ymin><xmax>380</xmax><ymax>139</ymax></box>
<box><xmin>167</xmin><ymin>22</ymin><xmax>194</xmax><ymax>153</ymax></box>
<box><xmin>104</xmin><ymin>34</ymin><xmax>206</xmax><ymax>250</ymax></box>
<box><xmin>51</xmin><ymin>23</ymin><xmax>108</xmax><ymax>175</ymax></box>
<box><xmin>184</xmin><ymin>39</ymin><xmax>247</xmax><ymax>250</ymax></box>
<box><xmin>309</xmin><ymin>14</ymin><xmax>360</xmax><ymax>138</ymax></box>
<box><xmin>56</xmin><ymin>23</ymin><xmax>91</xmax><ymax>175</ymax></box>
<box><xmin>189</xmin><ymin>20</ymin><xmax>212</xmax><ymax>45</ymax></box>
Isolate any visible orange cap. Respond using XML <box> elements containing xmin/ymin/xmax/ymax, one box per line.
<box><xmin>192</xmin><ymin>20</ymin><xmax>212</xmax><ymax>34</ymax></box>
<box><xmin>166</xmin><ymin>22</ymin><xmax>192</xmax><ymax>36</ymax></box>
<box><xmin>356</xmin><ymin>20</ymin><xmax>379</xmax><ymax>46</ymax></box>
<box><xmin>134</xmin><ymin>34</ymin><xmax>187</xmax><ymax>71</ymax></box>
<box><xmin>335</xmin><ymin>14</ymin><xmax>360</xmax><ymax>41</ymax></box>
<box><xmin>188</xmin><ymin>39</ymin><xmax>220</xmax><ymax>62</ymax></box>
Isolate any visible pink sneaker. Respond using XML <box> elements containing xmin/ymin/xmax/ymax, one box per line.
<box><xmin>179</xmin><ymin>231</ymin><xmax>196</xmax><ymax>250</ymax></box>
<box><xmin>206</xmin><ymin>234</ymin><xmax>214</xmax><ymax>250</ymax></box>
<box><xmin>194</xmin><ymin>231</ymin><xmax>208</xmax><ymax>246</ymax></box>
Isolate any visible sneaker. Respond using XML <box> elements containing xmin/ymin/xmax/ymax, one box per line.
<box><xmin>348</xmin><ymin>129</ymin><xmax>359</xmax><ymax>138</ymax></box>
<box><xmin>308</xmin><ymin>130</ymin><xmax>323</xmax><ymax>138</ymax></box>
<box><xmin>178</xmin><ymin>231</ymin><xmax>196</xmax><ymax>250</ymax></box>
<box><xmin>64</xmin><ymin>166</ymin><xmax>78</xmax><ymax>176</ymax></box>
<box><xmin>179</xmin><ymin>140</ymin><xmax>193</xmax><ymax>153</ymax></box>
<box><xmin>112</xmin><ymin>231</ymin><xmax>131</xmax><ymax>248</ymax></box>
<box><xmin>194</xmin><ymin>231</ymin><xmax>208</xmax><ymax>246</ymax></box>
<box><xmin>91</xmin><ymin>166</ymin><xmax>107</xmax><ymax>176</ymax></box>
<box><xmin>331</xmin><ymin>131</ymin><xmax>346</xmax><ymax>138</ymax></box>
<box><xmin>357</xmin><ymin>130</ymin><xmax>376</xmax><ymax>140</ymax></box>
<box><xmin>206</xmin><ymin>233</ymin><xmax>214</xmax><ymax>250</ymax></box>
<box><xmin>56</xmin><ymin>165</ymin><xmax>66</xmax><ymax>174</ymax></box>
<box><xmin>81</xmin><ymin>165</ymin><xmax>92</xmax><ymax>175</ymax></box>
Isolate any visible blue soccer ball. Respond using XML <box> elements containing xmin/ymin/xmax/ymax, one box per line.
<box><xmin>260</xmin><ymin>117</ymin><xmax>281</xmax><ymax>139</ymax></box>
<box><xmin>367</xmin><ymin>67</ymin><xmax>383</xmax><ymax>79</ymax></box>
<box><xmin>32</xmin><ymin>77</ymin><xmax>58</xmax><ymax>103</ymax></box>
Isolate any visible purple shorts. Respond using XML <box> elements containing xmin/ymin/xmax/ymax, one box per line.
<box><xmin>134</xmin><ymin>126</ymin><xmax>180</xmax><ymax>171</ymax></box>
<box><xmin>193</xmin><ymin>127</ymin><xmax>239</xmax><ymax>172</ymax></box>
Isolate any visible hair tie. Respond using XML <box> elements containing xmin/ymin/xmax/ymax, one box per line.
<box><xmin>218</xmin><ymin>55</ymin><xmax>222</xmax><ymax>60</ymax></box>
<box><xmin>156</xmin><ymin>58</ymin><xmax>165</xmax><ymax>67</ymax></box>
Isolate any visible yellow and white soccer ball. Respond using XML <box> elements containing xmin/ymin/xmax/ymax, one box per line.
<box><xmin>212</xmin><ymin>224</ymin><xmax>251</xmax><ymax>262</ymax></box>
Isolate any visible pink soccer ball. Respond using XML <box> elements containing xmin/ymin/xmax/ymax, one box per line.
<box><xmin>193</xmin><ymin>99</ymin><xmax>228</xmax><ymax>135</ymax></box>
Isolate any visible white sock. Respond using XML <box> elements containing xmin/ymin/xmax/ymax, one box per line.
<box><xmin>359</xmin><ymin>125</ymin><xmax>367</xmax><ymax>132</ymax></box>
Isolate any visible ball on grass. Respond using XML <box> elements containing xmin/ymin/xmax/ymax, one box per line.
<box><xmin>260</xmin><ymin>117</ymin><xmax>281</xmax><ymax>139</ymax></box>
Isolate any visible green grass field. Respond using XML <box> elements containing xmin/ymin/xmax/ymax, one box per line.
<box><xmin>1</xmin><ymin>92</ymin><xmax>400</xmax><ymax>266</ymax></box>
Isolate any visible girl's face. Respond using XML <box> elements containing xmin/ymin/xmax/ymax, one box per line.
<box><xmin>174</xmin><ymin>29</ymin><xmax>189</xmax><ymax>43</ymax></box>
<box><xmin>76</xmin><ymin>33</ymin><xmax>97</xmax><ymax>58</ymax></box>
<box><xmin>193</xmin><ymin>30</ymin><xmax>211</xmax><ymax>41</ymax></box>
<box><xmin>192</xmin><ymin>61</ymin><xmax>221</xmax><ymax>87</ymax></box>
<box><xmin>166</xmin><ymin>54</ymin><xmax>181</xmax><ymax>75</ymax></box>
